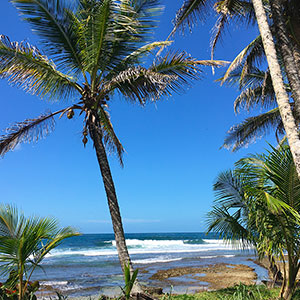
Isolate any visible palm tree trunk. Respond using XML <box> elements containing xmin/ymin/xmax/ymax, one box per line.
<box><xmin>282</xmin><ymin>263</ymin><xmax>299</xmax><ymax>300</ymax></box>
<box><xmin>18</xmin><ymin>265</ymin><xmax>23</xmax><ymax>300</ymax></box>
<box><xmin>267</xmin><ymin>254</ymin><xmax>283</xmax><ymax>285</ymax></box>
<box><xmin>88</xmin><ymin>123</ymin><xmax>142</xmax><ymax>293</ymax></box>
<box><xmin>252</xmin><ymin>0</ymin><xmax>300</xmax><ymax>179</ymax></box>
<box><xmin>269</xmin><ymin>0</ymin><xmax>300</xmax><ymax>118</ymax></box>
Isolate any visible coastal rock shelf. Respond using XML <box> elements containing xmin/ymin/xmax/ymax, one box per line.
<box><xmin>149</xmin><ymin>263</ymin><xmax>257</xmax><ymax>290</ymax></box>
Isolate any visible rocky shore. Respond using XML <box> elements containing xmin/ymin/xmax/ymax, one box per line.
<box><xmin>37</xmin><ymin>261</ymin><xmax>261</xmax><ymax>299</ymax></box>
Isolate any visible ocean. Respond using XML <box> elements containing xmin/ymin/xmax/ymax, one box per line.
<box><xmin>22</xmin><ymin>233</ymin><xmax>268</xmax><ymax>297</ymax></box>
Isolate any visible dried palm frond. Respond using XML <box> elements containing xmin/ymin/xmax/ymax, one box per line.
<box><xmin>223</xmin><ymin>108</ymin><xmax>282</xmax><ymax>151</ymax></box>
<box><xmin>0</xmin><ymin>109</ymin><xmax>68</xmax><ymax>157</ymax></box>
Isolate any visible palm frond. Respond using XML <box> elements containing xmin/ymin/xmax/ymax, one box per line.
<box><xmin>232</xmin><ymin>71</ymin><xmax>277</xmax><ymax>113</ymax></box>
<box><xmin>207</xmin><ymin>206</ymin><xmax>251</xmax><ymax>247</ymax></box>
<box><xmin>0</xmin><ymin>35</ymin><xmax>81</xmax><ymax>100</ymax></box>
<box><xmin>223</xmin><ymin>108</ymin><xmax>282</xmax><ymax>151</ymax></box>
<box><xmin>103</xmin><ymin>66</ymin><xmax>175</xmax><ymax>104</ymax></box>
<box><xmin>151</xmin><ymin>51</ymin><xmax>227</xmax><ymax>93</ymax></box>
<box><xmin>98</xmin><ymin>107</ymin><xmax>125</xmax><ymax>166</ymax></box>
<box><xmin>213</xmin><ymin>170</ymin><xmax>246</xmax><ymax>207</ymax></box>
<box><xmin>0</xmin><ymin>109</ymin><xmax>67</xmax><ymax>157</ymax></box>
<box><xmin>210</xmin><ymin>14</ymin><xmax>228</xmax><ymax>63</ymax></box>
<box><xmin>172</xmin><ymin>0</ymin><xmax>212</xmax><ymax>36</ymax></box>
<box><xmin>108</xmin><ymin>41</ymin><xmax>173</xmax><ymax>76</ymax></box>
<box><xmin>221</xmin><ymin>35</ymin><xmax>264</xmax><ymax>84</ymax></box>
<box><xmin>84</xmin><ymin>0</ymin><xmax>114</xmax><ymax>78</ymax></box>
<box><xmin>11</xmin><ymin>0</ymin><xmax>85</xmax><ymax>76</ymax></box>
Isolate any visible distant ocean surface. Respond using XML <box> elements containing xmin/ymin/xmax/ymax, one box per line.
<box><xmin>17</xmin><ymin>233</ymin><xmax>268</xmax><ymax>297</ymax></box>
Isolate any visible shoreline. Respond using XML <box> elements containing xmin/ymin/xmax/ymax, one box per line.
<box><xmin>37</xmin><ymin>260</ymin><xmax>267</xmax><ymax>299</ymax></box>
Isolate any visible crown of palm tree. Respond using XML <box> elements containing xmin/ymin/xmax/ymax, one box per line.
<box><xmin>0</xmin><ymin>0</ymin><xmax>225</xmax><ymax>162</ymax></box>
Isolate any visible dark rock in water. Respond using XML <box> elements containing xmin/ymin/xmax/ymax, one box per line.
<box><xmin>143</xmin><ymin>287</ymin><xmax>163</xmax><ymax>295</ymax></box>
<box><xmin>132</xmin><ymin>292</ymin><xmax>157</xmax><ymax>300</ymax></box>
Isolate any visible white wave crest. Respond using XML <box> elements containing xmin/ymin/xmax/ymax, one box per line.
<box><xmin>46</xmin><ymin>239</ymin><xmax>248</xmax><ymax>258</ymax></box>
<box><xmin>133</xmin><ymin>257</ymin><xmax>182</xmax><ymax>264</ymax></box>
<box><xmin>40</xmin><ymin>281</ymin><xmax>68</xmax><ymax>286</ymax></box>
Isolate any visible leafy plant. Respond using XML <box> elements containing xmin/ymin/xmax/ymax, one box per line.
<box><xmin>207</xmin><ymin>145</ymin><xmax>300</xmax><ymax>299</ymax></box>
<box><xmin>121</xmin><ymin>263</ymin><xmax>138</xmax><ymax>300</ymax></box>
<box><xmin>0</xmin><ymin>204</ymin><xmax>79</xmax><ymax>300</ymax></box>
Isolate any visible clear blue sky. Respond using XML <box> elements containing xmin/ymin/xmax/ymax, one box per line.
<box><xmin>0</xmin><ymin>0</ymin><xmax>273</xmax><ymax>233</ymax></box>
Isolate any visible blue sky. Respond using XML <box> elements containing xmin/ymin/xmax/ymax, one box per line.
<box><xmin>0</xmin><ymin>0</ymin><xmax>273</xmax><ymax>233</ymax></box>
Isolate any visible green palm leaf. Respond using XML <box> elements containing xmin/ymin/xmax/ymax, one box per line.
<box><xmin>0</xmin><ymin>35</ymin><xmax>81</xmax><ymax>100</ymax></box>
<box><xmin>98</xmin><ymin>107</ymin><xmax>125</xmax><ymax>166</ymax></box>
<box><xmin>11</xmin><ymin>0</ymin><xmax>85</xmax><ymax>76</ymax></box>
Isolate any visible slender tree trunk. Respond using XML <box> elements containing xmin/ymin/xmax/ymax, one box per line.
<box><xmin>282</xmin><ymin>263</ymin><xmax>299</xmax><ymax>300</ymax></box>
<box><xmin>269</xmin><ymin>0</ymin><xmax>300</xmax><ymax>118</ymax></box>
<box><xmin>88</xmin><ymin>123</ymin><xmax>142</xmax><ymax>293</ymax></box>
<box><xmin>18</xmin><ymin>265</ymin><xmax>23</xmax><ymax>300</ymax></box>
<box><xmin>267</xmin><ymin>254</ymin><xmax>283</xmax><ymax>285</ymax></box>
<box><xmin>252</xmin><ymin>0</ymin><xmax>300</xmax><ymax>179</ymax></box>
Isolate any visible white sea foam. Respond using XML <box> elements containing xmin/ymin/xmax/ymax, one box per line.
<box><xmin>46</xmin><ymin>238</ymin><xmax>245</xmax><ymax>258</ymax></box>
<box><xmin>198</xmin><ymin>254</ymin><xmax>236</xmax><ymax>259</ymax></box>
<box><xmin>133</xmin><ymin>257</ymin><xmax>183</xmax><ymax>264</ymax></box>
<box><xmin>40</xmin><ymin>281</ymin><xmax>68</xmax><ymax>286</ymax></box>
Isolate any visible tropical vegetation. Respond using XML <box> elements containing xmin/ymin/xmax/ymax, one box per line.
<box><xmin>161</xmin><ymin>285</ymin><xmax>290</xmax><ymax>300</ymax></box>
<box><xmin>0</xmin><ymin>0</ymin><xmax>223</xmax><ymax>289</ymax></box>
<box><xmin>207</xmin><ymin>145</ymin><xmax>300</xmax><ymax>300</ymax></box>
<box><xmin>169</xmin><ymin>0</ymin><xmax>300</xmax><ymax>180</ymax></box>
<box><xmin>0</xmin><ymin>204</ymin><xmax>78</xmax><ymax>300</ymax></box>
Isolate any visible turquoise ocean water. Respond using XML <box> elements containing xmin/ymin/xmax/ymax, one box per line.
<box><xmin>21</xmin><ymin>233</ymin><xmax>268</xmax><ymax>296</ymax></box>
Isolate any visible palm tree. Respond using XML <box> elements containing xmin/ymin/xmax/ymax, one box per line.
<box><xmin>247</xmin><ymin>0</ymin><xmax>300</xmax><ymax>180</ymax></box>
<box><xmin>220</xmin><ymin>63</ymin><xmax>290</xmax><ymax>151</ymax></box>
<box><xmin>0</xmin><ymin>0</ymin><xmax>223</xmax><ymax>287</ymax></box>
<box><xmin>170</xmin><ymin>0</ymin><xmax>300</xmax><ymax>180</ymax></box>
<box><xmin>208</xmin><ymin>145</ymin><xmax>300</xmax><ymax>300</ymax></box>
<box><xmin>207</xmin><ymin>169</ymin><xmax>283</xmax><ymax>284</ymax></box>
<box><xmin>0</xmin><ymin>204</ymin><xmax>78</xmax><ymax>300</ymax></box>
<box><xmin>268</xmin><ymin>0</ymin><xmax>300</xmax><ymax>117</ymax></box>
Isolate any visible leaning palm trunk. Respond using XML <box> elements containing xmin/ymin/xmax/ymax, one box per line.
<box><xmin>88</xmin><ymin>121</ymin><xmax>142</xmax><ymax>293</ymax></box>
<box><xmin>252</xmin><ymin>0</ymin><xmax>300</xmax><ymax>180</ymax></box>
<box><xmin>269</xmin><ymin>0</ymin><xmax>300</xmax><ymax>119</ymax></box>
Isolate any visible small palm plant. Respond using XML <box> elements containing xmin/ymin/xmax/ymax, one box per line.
<box><xmin>121</xmin><ymin>263</ymin><xmax>138</xmax><ymax>300</ymax></box>
<box><xmin>0</xmin><ymin>204</ymin><xmax>79</xmax><ymax>300</ymax></box>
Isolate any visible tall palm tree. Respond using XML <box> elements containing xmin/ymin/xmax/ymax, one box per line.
<box><xmin>0</xmin><ymin>0</ymin><xmax>223</xmax><ymax>287</ymax></box>
<box><xmin>250</xmin><ymin>0</ymin><xmax>300</xmax><ymax>180</ymax></box>
<box><xmin>171</xmin><ymin>0</ymin><xmax>300</xmax><ymax>180</ymax></box>
<box><xmin>0</xmin><ymin>204</ymin><xmax>78</xmax><ymax>300</ymax></box>
<box><xmin>268</xmin><ymin>0</ymin><xmax>300</xmax><ymax>117</ymax></box>
<box><xmin>208</xmin><ymin>145</ymin><xmax>300</xmax><ymax>300</ymax></box>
